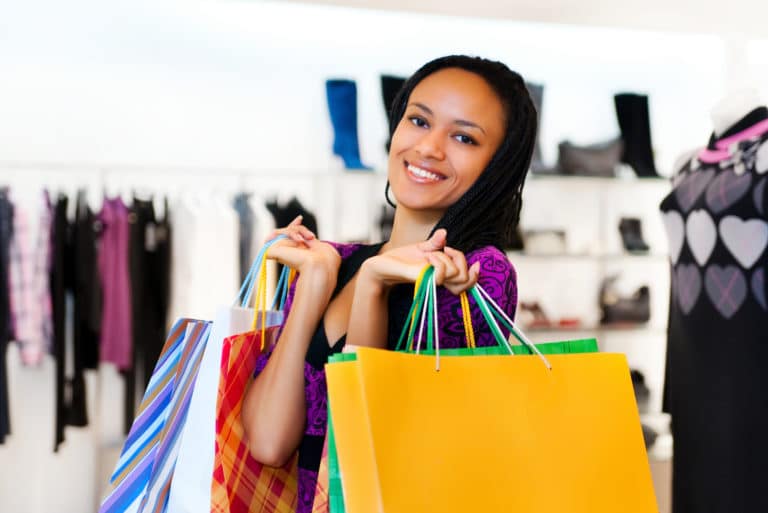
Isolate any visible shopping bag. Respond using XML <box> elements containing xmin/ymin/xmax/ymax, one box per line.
<box><xmin>327</xmin><ymin>267</ymin><xmax>657</xmax><ymax>513</ymax></box>
<box><xmin>167</xmin><ymin>236</ymin><xmax>286</xmax><ymax>513</ymax></box>
<box><xmin>210</xmin><ymin>236</ymin><xmax>301</xmax><ymax>513</ymax></box>
<box><xmin>99</xmin><ymin>318</ymin><xmax>212</xmax><ymax>513</ymax></box>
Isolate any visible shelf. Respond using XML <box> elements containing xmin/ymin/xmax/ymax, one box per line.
<box><xmin>523</xmin><ymin>324</ymin><xmax>666</xmax><ymax>335</ymax></box>
<box><xmin>526</xmin><ymin>173</ymin><xmax>669</xmax><ymax>183</ymax></box>
<box><xmin>507</xmin><ymin>251</ymin><xmax>669</xmax><ymax>261</ymax></box>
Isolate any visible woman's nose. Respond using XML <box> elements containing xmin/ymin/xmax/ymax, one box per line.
<box><xmin>413</xmin><ymin>128</ymin><xmax>446</xmax><ymax>161</ymax></box>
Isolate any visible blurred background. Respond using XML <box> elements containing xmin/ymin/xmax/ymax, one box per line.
<box><xmin>1</xmin><ymin>1</ymin><xmax>767</xmax><ymax>512</ymax></box>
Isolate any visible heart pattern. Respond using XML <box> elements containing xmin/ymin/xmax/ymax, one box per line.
<box><xmin>705</xmin><ymin>265</ymin><xmax>747</xmax><ymax>319</ymax></box>
<box><xmin>705</xmin><ymin>169</ymin><xmax>752</xmax><ymax>214</ymax></box>
<box><xmin>676</xmin><ymin>264</ymin><xmax>702</xmax><ymax>314</ymax></box>
<box><xmin>662</xmin><ymin>211</ymin><xmax>685</xmax><ymax>264</ymax></box>
<box><xmin>757</xmin><ymin>140</ymin><xmax>768</xmax><ymax>174</ymax></box>
<box><xmin>719</xmin><ymin>216</ymin><xmax>768</xmax><ymax>269</ymax></box>
<box><xmin>754</xmin><ymin>177</ymin><xmax>766</xmax><ymax>216</ymax></box>
<box><xmin>752</xmin><ymin>268</ymin><xmax>766</xmax><ymax>310</ymax></box>
<box><xmin>675</xmin><ymin>168</ymin><xmax>715</xmax><ymax>212</ymax></box>
<box><xmin>686</xmin><ymin>210</ymin><xmax>717</xmax><ymax>266</ymax></box>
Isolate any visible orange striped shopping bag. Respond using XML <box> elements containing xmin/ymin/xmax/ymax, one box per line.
<box><xmin>210</xmin><ymin>326</ymin><xmax>299</xmax><ymax>513</ymax></box>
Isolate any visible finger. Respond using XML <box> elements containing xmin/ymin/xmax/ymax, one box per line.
<box><xmin>288</xmin><ymin>215</ymin><xmax>303</xmax><ymax>227</ymax></box>
<box><xmin>418</xmin><ymin>229</ymin><xmax>447</xmax><ymax>252</ymax></box>
<box><xmin>296</xmin><ymin>225</ymin><xmax>316</xmax><ymax>240</ymax></box>
<box><xmin>444</xmin><ymin>261</ymin><xmax>479</xmax><ymax>295</ymax></box>
<box><xmin>429</xmin><ymin>251</ymin><xmax>459</xmax><ymax>282</ymax></box>
<box><xmin>427</xmin><ymin>253</ymin><xmax>446</xmax><ymax>286</ymax></box>
<box><xmin>466</xmin><ymin>261</ymin><xmax>480</xmax><ymax>288</ymax></box>
<box><xmin>443</xmin><ymin>246</ymin><xmax>468</xmax><ymax>283</ymax></box>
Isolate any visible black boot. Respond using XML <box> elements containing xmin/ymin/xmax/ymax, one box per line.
<box><xmin>614</xmin><ymin>93</ymin><xmax>659</xmax><ymax>178</ymax></box>
<box><xmin>381</xmin><ymin>75</ymin><xmax>406</xmax><ymax>118</ymax></box>
<box><xmin>381</xmin><ymin>75</ymin><xmax>406</xmax><ymax>152</ymax></box>
<box><xmin>619</xmin><ymin>217</ymin><xmax>650</xmax><ymax>253</ymax></box>
<box><xmin>526</xmin><ymin>82</ymin><xmax>545</xmax><ymax>172</ymax></box>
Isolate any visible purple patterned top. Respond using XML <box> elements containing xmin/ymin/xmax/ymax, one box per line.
<box><xmin>254</xmin><ymin>242</ymin><xmax>517</xmax><ymax>512</ymax></box>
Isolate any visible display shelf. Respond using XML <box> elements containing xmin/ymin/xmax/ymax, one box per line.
<box><xmin>507</xmin><ymin>251</ymin><xmax>670</xmax><ymax>262</ymax></box>
<box><xmin>522</xmin><ymin>324</ymin><xmax>666</xmax><ymax>335</ymax></box>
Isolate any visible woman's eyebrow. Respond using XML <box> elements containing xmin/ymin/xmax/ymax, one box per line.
<box><xmin>409</xmin><ymin>102</ymin><xmax>486</xmax><ymax>135</ymax></box>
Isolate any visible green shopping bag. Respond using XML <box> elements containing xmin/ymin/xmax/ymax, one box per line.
<box><xmin>326</xmin><ymin>267</ymin><xmax>599</xmax><ymax>513</ymax></box>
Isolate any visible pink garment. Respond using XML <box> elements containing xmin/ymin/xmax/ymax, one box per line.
<box><xmin>8</xmin><ymin>191</ymin><xmax>54</xmax><ymax>366</ymax></box>
<box><xmin>97</xmin><ymin>197</ymin><xmax>133</xmax><ymax>370</ymax></box>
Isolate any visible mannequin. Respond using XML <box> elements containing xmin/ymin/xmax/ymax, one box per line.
<box><xmin>710</xmin><ymin>88</ymin><xmax>763</xmax><ymax>137</ymax></box>
<box><xmin>660</xmin><ymin>90</ymin><xmax>768</xmax><ymax>513</ymax></box>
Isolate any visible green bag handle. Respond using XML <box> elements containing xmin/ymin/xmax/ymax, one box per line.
<box><xmin>395</xmin><ymin>266</ymin><xmax>552</xmax><ymax>371</ymax></box>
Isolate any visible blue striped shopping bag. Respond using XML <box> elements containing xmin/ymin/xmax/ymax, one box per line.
<box><xmin>99</xmin><ymin>318</ymin><xmax>211</xmax><ymax>513</ymax></box>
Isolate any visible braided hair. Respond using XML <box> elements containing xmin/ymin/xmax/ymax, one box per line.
<box><xmin>386</xmin><ymin>55</ymin><xmax>537</xmax><ymax>253</ymax></box>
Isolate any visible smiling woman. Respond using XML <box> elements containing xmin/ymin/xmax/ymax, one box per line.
<box><xmin>240</xmin><ymin>55</ymin><xmax>537</xmax><ymax>512</ymax></box>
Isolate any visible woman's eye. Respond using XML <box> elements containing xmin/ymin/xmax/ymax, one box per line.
<box><xmin>409</xmin><ymin>116</ymin><xmax>428</xmax><ymax>128</ymax></box>
<box><xmin>454</xmin><ymin>134</ymin><xmax>477</xmax><ymax>145</ymax></box>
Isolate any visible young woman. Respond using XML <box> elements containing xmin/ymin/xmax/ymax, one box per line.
<box><xmin>241</xmin><ymin>55</ymin><xmax>537</xmax><ymax>511</ymax></box>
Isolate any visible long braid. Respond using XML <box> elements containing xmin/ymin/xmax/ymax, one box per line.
<box><xmin>387</xmin><ymin>55</ymin><xmax>537</xmax><ymax>253</ymax></box>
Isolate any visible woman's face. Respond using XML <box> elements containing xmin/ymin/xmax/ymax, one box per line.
<box><xmin>388</xmin><ymin>67</ymin><xmax>506</xmax><ymax>217</ymax></box>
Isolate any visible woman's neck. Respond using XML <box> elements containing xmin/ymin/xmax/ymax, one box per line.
<box><xmin>384</xmin><ymin>206</ymin><xmax>443</xmax><ymax>250</ymax></box>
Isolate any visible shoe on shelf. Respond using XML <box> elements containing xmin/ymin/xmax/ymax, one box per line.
<box><xmin>599</xmin><ymin>275</ymin><xmax>651</xmax><ymax>325</ymax></box>
<box><xmin>641</xmin><ymin>423</ymin><xmax>659</xmax><ymax>449</ymax></box>
<box><xmin>619</xmin><ymin>217</ymin><xmax>650</xmax><ymax>253</ymax></box>
<box><xmin>631</xmin><ymin>369</ymin><xmax>651</xmax><ymax>413</ymax></box>
<box><xmin>518</xmin><ymin>301</ymin><xmax>553</xmax><ymax>329</ymax></box>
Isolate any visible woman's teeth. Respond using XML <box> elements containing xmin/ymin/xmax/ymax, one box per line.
<box><xmin>407</xmin><ymin>164</ymin><xmax>442</xmax><ymax>181</ymax></box>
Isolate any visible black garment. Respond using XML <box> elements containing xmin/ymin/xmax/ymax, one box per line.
<box><xmin>660</xmin><ymin>108</ymin><xmax>768</xmax><ymax>512</ymax></box>
<box><xmin>50</xmin><ymin>195</ymin><xmax>75</xmax><ymax>451</ymax></box>
<box><xmin>0</xmin><ymin>189</ymin><xmax>14</xmax><ymax>444</ymax></box>
<box><xmin>265</xmin><ymin>197</ymin><xmax>318</xmax><ymax>236</ymax></box>
<box><xmin>266</xmin><ymin>197</ymin><xmax>319</xmax><ymax>278</ymax></box>
<box><xmin>126</xmin><ymin>197</ymin><xmax>171</xmax><ymax>434</ymax></box>
<box><xmin>73</xmin><ymin>191</ymin><xmax>101</xmax><ymax>370</ymax></box>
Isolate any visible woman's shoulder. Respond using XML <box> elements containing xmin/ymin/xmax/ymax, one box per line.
<box><xmin>325</xmin><ymin>241</ymin><xmax>380</xmax><ymax>261</ymax></box>
<box><xmin>465</xmin><ymin>245</ymin><xmax>516</xmax><ymax>277</ymax></box>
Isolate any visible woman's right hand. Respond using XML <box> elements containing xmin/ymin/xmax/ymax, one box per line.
<box><xmin>266</xmin><ymin>215</ymin><xmax>341</xmax><ymax>295</ymax></box>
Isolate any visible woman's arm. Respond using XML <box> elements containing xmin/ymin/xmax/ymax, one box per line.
<box><xmin>241</xmin><ymin>237</ymin><xmax>340</xmax><ymax>467</ymax></box>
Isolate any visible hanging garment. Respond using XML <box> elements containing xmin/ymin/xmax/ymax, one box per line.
<box><xmin>50</xmin><ymin>193</ymin><xmax>80</xmax><ymax>451</ymax></box>
<box><xmin>73</xmin><ymin>189</ymin><xmax>101</xmax><ymax>370</ymax></box>
<box><xmin>8</xmin><ymin>190</ymin><xmax>54</xmax><ymax>366</ymax></box>
<box><xmin>97</xmin><ymin>197</ymin><xmax>133</xmax><ymax>370</ymax></box>
<box><xmin>0</xmin><ymin>188</ymin><xmax>14</xmax><ymax>444</ymax></box>
<box><xmin>168</xmin><ymin>194</ymin><xmax>238</xmax><ymax>324</ymax></box>
<box><xmin>660</xmin><ymin>107</ymin><xmax>768</xmax><ymax>513</ymax></box>
<box><xmin>125</xmin><ymin>196</ymin><xmax>171</xmax><ymax>434</ymax></box>
<box><xmin>234</xmin><ymin>192</ymin><xmax>255</xmax><ymax>283</ymax></box>
<box><xmin>265</xmin><ymin>197</ymin><xmax>318</xmax><ymax>236</ymax></box>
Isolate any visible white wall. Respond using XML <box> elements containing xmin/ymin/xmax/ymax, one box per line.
<box><xmin>0</xmin><ymin>0</ymin><xmax>732</xmax><ymax>174</ymax></box>
<box><xmin>0</xmin><ymin>1</ymin><xmax>766</xmax><ymax>512</ymax></box>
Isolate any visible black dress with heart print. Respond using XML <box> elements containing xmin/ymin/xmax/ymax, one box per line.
<box><xmin>660</xmin><ymin>107</ymin><xmax>768</xmax><ymax>513</ymax></box>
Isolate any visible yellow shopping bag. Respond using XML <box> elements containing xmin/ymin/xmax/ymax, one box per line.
<box><xmin>326</xmin><ymin>267</ymin><xmax>657</xmax><ymax>513</ymax></box>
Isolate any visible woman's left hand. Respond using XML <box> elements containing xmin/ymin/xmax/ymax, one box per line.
<box><xmin>426</xmin><ymin>246</ymin><xmax>480</xmax><ymax>295</ymax></box>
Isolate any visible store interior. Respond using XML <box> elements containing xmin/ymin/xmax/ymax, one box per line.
<box><xmin>1</xmin><ymin>1</ymin><xmax>767</xmax><ymax>512</ymax></box>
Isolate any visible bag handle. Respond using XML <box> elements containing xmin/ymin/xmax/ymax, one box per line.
<box><xmin>466</xmin><ymin>285</ymin><xmax>552</xmax><ymax>370</ymax></box>
<box><xmin>397</xmin><ymin>265</ymin><xmax>552</xmax><ymax>371</ymax></box>
<box><xmin>234</xmin><ymin>235</ymin><xmax>296</xmax><ymax>349</ymax></box>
